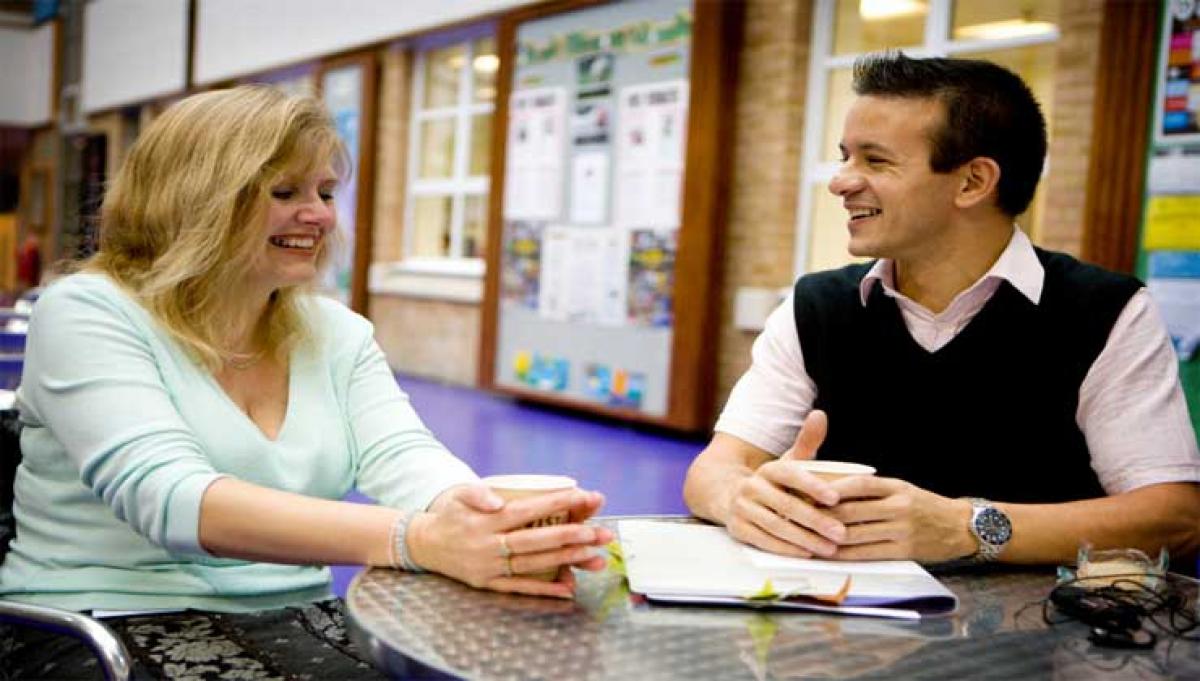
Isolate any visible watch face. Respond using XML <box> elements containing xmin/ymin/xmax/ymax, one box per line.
<box><xmin>975</xmin><ymin>507</ymin><xmax>1012</xmax><ymax>545</ymax></box>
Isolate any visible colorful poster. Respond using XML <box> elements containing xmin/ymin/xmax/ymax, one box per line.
<box><xmin>513</xmin><ymin>351</ymin><xmax>570</xmax><ymax>391</ymax></box>
<box><xmin>614</xmin><ymin>80</ymin><xmax>689</xmax><ymax>228</ymax></box>
<box><xmin>504</xmin><ymin>87</ymin><xmax>567</xmax><ymax>221</ymax></box>
<box><xmin>585</xmin><ymin>363</ymin><xmax>646</xmax><ymax>408</ymax></box>
<box><xmin>627</xmin><ymin>228</ymin><xmax>677</xmax><ymax>327</ymax></box>
<box><xmin>501</xmin><ymin>222</ymin><xmax>544</xmax><ymax>309</ymax></box>
<box><xmin>1143</xmin><ymin>195</ymin><xmax>1200</xmax><ymax>250</ymax></box>
<box><xmin>1155</xmin><ymin>0</ymin><xmax>1200</xmax><ymax>143</ymax></box>
<box><xmin>322</xmin><ymin>64</ymin><xmax>363</xmax><ymax>304</ymax></box>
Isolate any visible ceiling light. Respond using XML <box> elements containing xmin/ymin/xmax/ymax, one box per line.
<box><xmin>860</xmin><ymin>0</ymin><xmax>927</xmax><ymax>21</ymax></box>
<box><xmin>955</xmin><ymin>19</ymin><xmax>1057</xmax><ymax>41</ymax></box>
<box><xmin>473</xmin><ymin>54</ymin><xmax>500</xmax><ymax>74</ymax></box>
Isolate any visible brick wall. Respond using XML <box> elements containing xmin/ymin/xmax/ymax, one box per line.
<box><xmin>371</xmin><ymin>294</ymin><xmax>481</xmax><ymax>385</ymax></box>
<box><xmin>1040</xmin><ymin>0</ymin><xmax>1103</xmax><ymax>257</ymax></box>
<box><xmin>371</xmin><ymin>43</ymin><xmax>411</xmax><ymax>263</ymax></box>
<box><xmin>712</xmin><ymin>0</ymin><xmax>812</xmax><ymax>418</ymax></box>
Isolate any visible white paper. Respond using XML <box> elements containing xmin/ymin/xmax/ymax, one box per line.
<box><xmin>538</xmin><ymin>226</ymin><xmax>628</xmax><ymax>325</ymax></box>
<box><xmin>1147</xmin><ymin>152</ymin><xmax>1200</xmax><ymax>195</ymax></box>
<box><xmin>569</xmin><ymin>152</ymin><xmax>610</xmax><ymax>224</ymax></box>
<box><xmin>743</xmin><ymin>547</ymin><xmax>930</xmax><ymax>576</ymax></box>
<box><xmin>614</xmin><ymin>81</ymin><xmax>688</xmax><ymax>229</ymax></box>
<box><xmin>618</xmin><ymin>520</ymin><xmax>958</xmax><ymax>617</ymax></box>
<box><xmin>504</xmin><ymin>87</ymin><xmax>567</xmax><ymax>221</ymax></box>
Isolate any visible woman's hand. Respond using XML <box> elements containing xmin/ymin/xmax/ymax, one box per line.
<box><xmin>407</xmin><ymin>485</ymin><xmax>614</xmax><ymax>598</ymax></box>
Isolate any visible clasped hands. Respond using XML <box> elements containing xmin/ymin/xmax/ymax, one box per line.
<box><xmin>726</xmin><ymin>410</ymin><xmax>974</xmax><ymax>563</ymax></box>
<box><xmin>407</xmin><ymin>484</ymin><xmax>613</xmax><ymax>599</ymax></box>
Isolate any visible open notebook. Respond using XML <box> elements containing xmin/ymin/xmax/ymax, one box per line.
<box><xmin>618</xmin><ymin>520</ymin><xmax>958</xmax><ymax>619</ymax></box>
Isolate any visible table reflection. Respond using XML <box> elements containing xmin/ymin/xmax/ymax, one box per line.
<box><xmin>346</xmin><ymin>518</ymin><xmax>1200</xmax><ymax>680</ymax></box>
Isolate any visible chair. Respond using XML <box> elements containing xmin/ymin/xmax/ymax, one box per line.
<box><xmin>0</xmin><ymin>408</ymin><xmax>134</xmax><ymax>681</ymax></box>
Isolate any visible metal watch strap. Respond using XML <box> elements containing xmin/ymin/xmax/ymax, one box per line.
<box><xmin>966</xmin><ymin>497</ymin><xmax>1009</xmax><ymax>563</ymax></box>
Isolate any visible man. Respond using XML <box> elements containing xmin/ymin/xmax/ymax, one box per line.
<box><xmin>684</xmin><ymin>53</ymin><xmax>1200</xmax><ymax>568</ymax></box>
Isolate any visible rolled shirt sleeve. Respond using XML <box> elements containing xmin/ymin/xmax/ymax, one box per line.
<box><xmin>714</xmin><ymin>293</ymin><xmax>816</xmax><ymax>457</ymax></box>
<box><xmin>1077</xmin><ymin>289</ymin><xmax>1200</xmax><ymax>494</ymax></box>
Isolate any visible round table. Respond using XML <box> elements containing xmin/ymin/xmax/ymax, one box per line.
<box><xmin>346</xmin><ymin>516</ymin><xmax>1200</xmax><ymax>680</ymax></box>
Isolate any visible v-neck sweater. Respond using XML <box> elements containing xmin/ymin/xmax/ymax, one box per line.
<box><xmin>0</xmin><ymin>273</ymin><xmax>477</xmax><ymax>612</ymax></box>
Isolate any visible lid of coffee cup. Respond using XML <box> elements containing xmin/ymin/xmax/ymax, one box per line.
<box><xmin>481</xmin><ymin>474</ymin><xmax>577</xmax><ymax>490</ymax></box>
<box><xmin>795</xmin><ymin>460</ymin><xmax>876</xmax><ymax>476</ymax></box>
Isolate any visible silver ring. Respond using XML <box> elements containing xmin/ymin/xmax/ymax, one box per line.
<box><xmin>497</xmin><ymin>534</ymin><xmax>513</xmax><ymax>558</ymax></box>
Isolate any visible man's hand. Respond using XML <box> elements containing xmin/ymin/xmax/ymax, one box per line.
<box><xmin>825</xmin><ymin>476</ymin><xmax>975</xmax><ymax>562</ymax></box>
<box><xmin>724</xmin><ymin>410</ymin><xmax>849</xmax><ymax>558</ymax></box>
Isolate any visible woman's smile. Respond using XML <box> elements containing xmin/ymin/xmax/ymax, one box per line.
<box><xmin>269</xmin><ymin>234</ymin><xmax>320</xmax><ymax>251</ymax></box>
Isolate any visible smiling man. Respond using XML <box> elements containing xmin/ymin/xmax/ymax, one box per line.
<box><xmin>684</xmin><ymin>52</ymin><xmax>1200</xmax><ymax>569</ymax></box>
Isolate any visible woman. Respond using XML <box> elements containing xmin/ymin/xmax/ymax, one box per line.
<box><xmin>0</xmin><ymin>86</ymin><xmax>612</xmax><ymax>677</ymax></box>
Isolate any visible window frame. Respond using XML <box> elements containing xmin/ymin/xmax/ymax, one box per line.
<box><xmin>793</xmin><ymin>0</ymin><xmax>1061</xmax><ymax>277</ymax></box>
<box><xmin>401</xmin><ymin>23</ymin><xmax>496</xmax><ymax>275</ymax></box>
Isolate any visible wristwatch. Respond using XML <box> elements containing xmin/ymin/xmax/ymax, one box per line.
<box><xmin>966</xmin><ymin>498</ymin><xmax>1012</xmax><ymax>562</ymax></box>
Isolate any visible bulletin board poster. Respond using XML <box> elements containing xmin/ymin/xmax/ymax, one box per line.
<box><xmin>1155</xmin><ymin>0</ymin><xmax>1200</xmax><ymax>144</ymax></box>
<box><xmin>495</xmin><ymin>0</ymin><xmax>693</xmax><ymax>417</ymax></box>
<box><xmin>321</xmin><ymin>64</ymin><xmax>363</xmax><ymax>305</ymax></box>
<box><xmin>1140</xmin><ymin>0</ymin><xmax>1200</xmax><ymax>437</ymax></box>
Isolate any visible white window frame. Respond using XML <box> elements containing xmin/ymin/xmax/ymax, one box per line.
<box><xmin>793</xmin><ymin>0</ymin><xmax>1061</xmax><ymax>277</ymax></box>
<box><xmin>400</xmin><ymin>23</ymin><xmax>496</xmax><ymax>279</ymax></box>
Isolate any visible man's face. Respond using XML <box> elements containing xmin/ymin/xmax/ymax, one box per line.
<box><xmin>828</xmin><ymin>95</ymin><xmax>963</xmax><ymax>264</ymax></box>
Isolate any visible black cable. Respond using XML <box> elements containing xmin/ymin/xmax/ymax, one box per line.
<box><xmin>1042</xmin><ymin>572</ymin><xmax>1199</xmax><ymax>648</ymax></box>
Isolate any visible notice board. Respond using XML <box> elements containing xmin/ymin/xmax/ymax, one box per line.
<box><xmin>1139</xmin><ymin>0</ymin><xmax>1200</xmax><ymax>437</ymax></box>
<box><xmin>479</xmin><ymin>0</ymin><xmax>740</xmax><ymax>432</ymax></box>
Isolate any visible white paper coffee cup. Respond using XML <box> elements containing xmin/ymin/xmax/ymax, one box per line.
<box><xmin>482</xmin><ymin>474</ymin><xmax>578</xmax><ymax>580</ymax></box>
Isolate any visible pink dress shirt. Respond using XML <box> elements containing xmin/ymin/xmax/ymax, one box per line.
<box><xmin>715</xmin><ymin>228</ymin><xmax>1200</xmax><ymax>495</ymax></box>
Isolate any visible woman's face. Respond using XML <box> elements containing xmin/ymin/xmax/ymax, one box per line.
<box><xmin>245</xmin><ymin>167</ymin><xmax>338</xmax><ymax>296</ymax></box>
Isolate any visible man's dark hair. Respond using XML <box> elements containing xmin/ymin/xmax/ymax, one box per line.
<box><xmin>852</xmin><ymin>51</ymin><xmax>1047</xmax><ymax>217</ymax></box>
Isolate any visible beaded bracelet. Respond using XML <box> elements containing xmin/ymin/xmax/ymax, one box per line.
<box><xmin>389</xmin><ymin>512</ymin><xmax>426</xmax><ymax>573</ymax></box>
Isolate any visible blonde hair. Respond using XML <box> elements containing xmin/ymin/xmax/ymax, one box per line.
<box><xmin>89</xmin><ymin>85</ymin><xmax>348</xmax><ymax>370</ymax></box>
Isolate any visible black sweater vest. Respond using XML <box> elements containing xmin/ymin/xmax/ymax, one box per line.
<box><xmin>793</xmin><ymin>249</ymin><xmax>1141</xmax><ymax>503</ymax></box>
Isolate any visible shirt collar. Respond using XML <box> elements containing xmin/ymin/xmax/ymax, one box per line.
<box><xmin>858</xmin><ymin>226</ymin><xmax>1045</xmax><ymax>307</ymax></box>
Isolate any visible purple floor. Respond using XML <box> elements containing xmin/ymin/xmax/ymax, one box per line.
<box><xmin>332</xmin><ymin>373</ymin><xmax>706</xmax><ymax>595</ymax></box>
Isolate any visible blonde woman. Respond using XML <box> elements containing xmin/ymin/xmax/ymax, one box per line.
<box><xmin>0</xmin><ymin>86</ymin><xmax>611</xmax><ymax>678</ymax></box>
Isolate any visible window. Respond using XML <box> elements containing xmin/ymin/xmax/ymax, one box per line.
<box><xmin>405</xmin><ymin>29</ymin><xmax>497</xmax><ymax>271</ymax></box>
<box><xmin>795</xmin><ymin>0</ymin><xmax>1061</xmax><ymax>275</ymax></box>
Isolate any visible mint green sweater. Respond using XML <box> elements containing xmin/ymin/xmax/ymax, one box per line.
<box><xmin>0</xmin><ymin>273</ymin><xmax>478</xmax><ymax>612</ymax></box>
